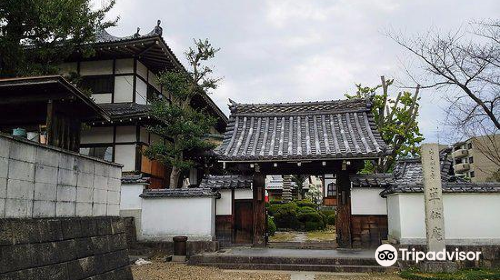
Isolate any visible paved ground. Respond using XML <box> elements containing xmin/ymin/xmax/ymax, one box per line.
<box><xmin>212</xmin><ymin>247</ymin><xmax>377</xmax><ymax>259</ymax></box>
<box><xmin>131</xmin><ymin>262</ymin><xmax>403</xmax><ymax>280</ymax></box>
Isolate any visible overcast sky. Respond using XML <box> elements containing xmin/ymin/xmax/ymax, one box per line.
<box><xmin>94</xmin><ymin>0</ymin><xmax>499</xmax><ymax>144</ymax></box>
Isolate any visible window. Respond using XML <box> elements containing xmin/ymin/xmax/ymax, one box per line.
<box><xmin>467</xmin><ymin>142</ymin><xmax>473</xmax><ymax>149</ymax></box>
<box><xmin>81</xmin><ymin>76</ymin><xmax>114</xmax><ymax>94</ymax></box>
<box><xmin>469</xmin><ymin>157</ymin><xmax>474</xmax><ymax>164</ymax></box>
<box><xmin>470</xmin><ymin>171</ymin><xmax>475</xmax><ymax>178</ymax></box>
<box><xmin>80</xmin><ymin>146</ymin><xmax>113</xmax><ymax>161</ymax></box>
<box><xmin>327</xmin><ymin>183</ymin><xmax>336</xmax><ymax>197</ymax></box>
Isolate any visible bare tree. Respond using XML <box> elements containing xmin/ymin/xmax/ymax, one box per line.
<box><xmin>388</xmin><ymin>20</ymin><xmax>500</xmax><ymax>168</ymax></box>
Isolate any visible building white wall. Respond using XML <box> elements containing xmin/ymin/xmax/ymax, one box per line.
<box><xmin>140</xmin><ymin>196</ymin><xmax>216</xmax><ymax>241</ymax></box>
<box><xmin>81</xmin><ymin>127</ymin><xmax>113</xmax><ymax>144</ymax></box>
<box><xmin>80</xmin><ymin>60</ymin><xmax>113</xmax><ymax>75</ymax></box>
<box><xmin>114</xmin><ymin>144</ymin><xmax>136</xmax><ymax>172</ymax></box>
<box><xmin>115</xmin><ymin>126</ymin><xmax>136</xmax><ymax>143</ymax></box>
<box><xmin>135</xmin><ymin>78</ymin><xmax>148</xmax><ymax>105</ymax></box>
<box><xmin>0</xmin><ymin>134</ymin><xmax>122</xmax><ymax>218</ymax></box>
<box><xmin>234</xmin><ymin>188</ymin><xmax>253</xmax><ymax>200</ymax></box>
<box><xmin>216</xmin><ymin>189</ymin><xmax>232</xmax><ymax>215</ymax></box>
<box><xmin>387</xmin><ymin>193</ymin><xmax>500</xmax><ymax>245</ymax></box>
<box><xmin>351</xmin><ymin>188</ymin><xmax>387</xmax><ymax>215</ymax></box>
<box><xmin>120</xmin><ymin>184</ymin><xmax>144</xmax><ymax>210</ymax></box>
<box><xmin>114</xmin><ymin>75</ymin><xmax>134</xmax><ymax>102</ymax></box>
<box><xmin>115</xmin><ymin>58</ymin><xmax>134</xmax><ymax>74</ymax></box>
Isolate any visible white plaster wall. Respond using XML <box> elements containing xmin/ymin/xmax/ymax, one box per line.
<box><xmin>140</xmin><ymin>197</ymin><xmax>216</xmax><ymax>241</ymax></box>
<box><xmin>216</xmin><ymin>189</ymin><xmax>232</xmax><ymax>215</ymax></box>
<box><xmin>137</xmin><ymin>61</ymin><xmax>148</xmax><ymax>80</ymax></box>
<box><xmin>92</xmin><ymin>94</ymin><xmax>112</xmax><ymax>104</ymax></box>
<box><xmin>80</xmin><ymin>60</ymin><xmax>113</xmax><ymax>75</ymax></box>
<box><xmin>387</xmin><ymin>195</ymin><xmax>401</xmax><ymax>241</ymax></box>
<box><xmin>115</xmin><ymin>126</ymin><xmax>136</xmax><ymax>143</ymax></box>
<box><xmin>0</xmin><ymin>134</ymin><xmax>122</xmax><ymax>218</ymax></box>
<box><xmin>58</xmin><ymin>62</ymin><xmax>77</xmax><ymax>75</ymax></box>
<box><xmin>387</xmin><ymin>193</ymin><xmax>500</xmax><ymax>245</ymax></box>
<box><xmin>115</xmin><ymin>59</ymin><xmax>134</xmax><ymax>74</ymax></box>
<box><xmin>114</xmin><ymin>144</ymin><xmax>136</xmax><ymax>172</ymax></box>
<box><xmin>120</xmin><ymin>183</ymin><xmax>144</xmax><ymax>210</ymax></box>
<box><xmin>351</xmin><ymin>188</ymin><xmax>387</xmax><ymax>215</ymax></box>
<box><xmin>148</xmin><ymin>70</ymin><xmax>161</xmax><ymax>92</ymax></box>
<box><xmin>114</xmin><ymin>75</ymin><xmax>134</xmax><ymax>103</ymax></box>
<box><xmin>140</xmin><ymin>127</ymin><xmax>149</xmax><ymax>143</ymax></box>
<box><xmin>81</xmin><ymin>127</ymin><xmax>114</xmax><ymax>144</ymax></box>
<box><xmin>234</xmin><ymin>188</ymin><xmax>253</xmax><ymax>200</ymax></box>
<box><xmin>135</xmin><ymin>78</ymin><xmax>148</xmax><ymax>105</ymax></box>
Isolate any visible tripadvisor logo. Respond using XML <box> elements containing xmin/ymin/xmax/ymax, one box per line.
<box><xmin>375</xmin><ymin>244</ymin><xmax>482</xmax><ymax>266</ymax></box>
<box><xmin>375</xmin><ymin>244</ymin><xmax>398</xmax><ymax>267</ymax></box>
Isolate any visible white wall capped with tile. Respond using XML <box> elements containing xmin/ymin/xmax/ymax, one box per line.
<box><xmin>140</xmin><ymin>196</ymin><xmax>216</xmax><ymax>241</ymax></box>
<box><xmin>0</xmin><ymin>133</ymin><xmax>122</xmax><ymax>218</ymax></box>
<box><xmin>387</xmin><ymin>192</ymin><xmax>500</xmax><ymax>245</ymax></box>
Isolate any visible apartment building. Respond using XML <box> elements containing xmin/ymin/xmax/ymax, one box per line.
<box><xmin>452</xmin><ymin>134</ymin><xmax>500</xmax><ymax>182</ymax></box>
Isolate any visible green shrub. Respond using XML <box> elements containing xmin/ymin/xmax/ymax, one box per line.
<box><xmin>273</xmin><ymin>202</ymin><xmax>301</xmax><ymax>229</ymax></box>
<box><xmin>326</xmin><ymin>214</ymin><xmax>335</xmax><ymax>225</ymax></box>
<box><xmin>298</xmin><ymin>206</ymin><xmax>316</xmax><ymax>214</ymax></box>
<box><xmin>296</xmin><ymin>199</ymin><xmax>317</xmax><ymax>208</ymax></box>
<box><xmin>267</xmin><ymin>216</ymin><xmax>277</xmax><ymax>236</ymax></box>
<box><xmin>298</xmin><ymin>211</ymin><xmax>325</xmax><ymax>230</ymax></box>
<box><xmin>320</xmin><ymin>209</ymin><xmax>336</xmax><ymax>217</ymax></box>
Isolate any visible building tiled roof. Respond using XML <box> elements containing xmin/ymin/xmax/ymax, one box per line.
<box><xmin>140</xmin><ymin>188</ymin><xmax>220</xmax><ymax>198</ymax></box>
<box><xmin>98</xmin><ymin>103</ymin><xmax>151</xmax><ymax>120</ymax></box>
<box><xmin>199</xmin><ymin>175</ymin><xmax>253</xmax><ymax>189</ymax></box>
<box><xmin>121</xmin><ymin>173</ymin><xmax>150</xmax><ymax>184</ymax></box>
<box><xmin>350</xmin><ymin>148</ymin><xmax>500</xmax><ymax>196</ymax></box>
<box><xmin>350</xmin><ymin>174</ymin><xmax>394</xmax><ymax>187</ymax></box>
<box><xmin>218</xmin><ymin>99</ymin><xmax>389</xmax><ymax>162</ymax></box>
<box><xmin>380</xmin><ymin>182</ymin><xmax>500</xmax><ymax>196</ymax></box>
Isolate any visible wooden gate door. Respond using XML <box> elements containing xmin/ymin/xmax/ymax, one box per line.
<box><xmin>234</xmin><ymin>200</ymin><xmax>254</xmax><ymax>244</ymax></box>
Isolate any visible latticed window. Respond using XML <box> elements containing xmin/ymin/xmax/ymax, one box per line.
<box><xmin>81</xmin><ymin>75</ymin><xmax>114</xmax><ymax>94</ymax></box>
<box><xmin>327</xmin><ymin>182</ymin><xmax>336</xmax><ymax>197</ymax></box>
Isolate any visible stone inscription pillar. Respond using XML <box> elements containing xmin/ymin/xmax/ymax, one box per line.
<box><xmin>421</xmin><ymin>143</ymin><xmax>446</xmax><ymax>253</ymax></box>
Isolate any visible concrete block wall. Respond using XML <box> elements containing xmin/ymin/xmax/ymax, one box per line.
<box><xmin>0</xmin><ymin>134</ymin><xmax>122</xmax><ymax>219</ymax></box>
<box><xmin>0</xmin><ymin>217</ymin><xmax>133</xmax><ymax>280</ymax></box>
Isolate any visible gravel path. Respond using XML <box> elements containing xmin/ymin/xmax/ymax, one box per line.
<box><xmin>131</xmin><ymin>261</ymin><xmax>403</xmax><ymax>280</ymax></box>
<box><xmin>132</xmin><ymin>262</ymin><xmax>290</xmax><ymax>280</ymax></box>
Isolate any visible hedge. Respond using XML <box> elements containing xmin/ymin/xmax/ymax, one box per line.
<box><xmin>266</xmin><ymin>201</ymin><xmax>336</xmax><ymax>231</ymax></box>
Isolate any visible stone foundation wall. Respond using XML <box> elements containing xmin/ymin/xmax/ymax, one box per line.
<box><xmin>0</xmin><ymin>217</ymin><xmax>133</xmax><ymax>280</ymax></box>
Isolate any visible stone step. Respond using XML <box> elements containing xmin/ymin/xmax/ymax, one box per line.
<box><xmin>268</xmin><ymin>242</ymin><xmax>337</xmax><ymax>250</ymax></box>
<box><xmin>189</xmin><ymin>255</ymin><xmax>379</xmax><ymax>266</ymax></box>
<box><xmin>193</xmin><ymin>262</ymin><xmax>394</xmax><ymax>273</ymax></box>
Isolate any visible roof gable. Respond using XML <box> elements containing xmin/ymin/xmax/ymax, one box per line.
<box><xmin>219</xmin><ymin>98</ymin><xmax>389</xmax><ymax>162</ymax></box>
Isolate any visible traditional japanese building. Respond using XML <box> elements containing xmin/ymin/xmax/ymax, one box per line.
<box><xmin>58</xmin><ymin>22</ymin><xmax>227</xmax><ymax>188</ymax></box>
<box><xmin>218</xmin><ymin>98</ymin><xmax>390</xmax><ymax>247</ymax></box>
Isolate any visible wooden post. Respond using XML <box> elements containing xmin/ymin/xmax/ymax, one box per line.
<box><xmin>252</xmin><ymin>170</ymin><xmax>266</xmax><ymax>247</ymax></box>
<box><xmin>46</xmin><ymin>100</ymin><xmax>54</xmax><ymax>146</ymax></box>
<box><xmin>335</xmin><ymin>171</ymin><xmax>352</xmax><ymax>248</ymax></box>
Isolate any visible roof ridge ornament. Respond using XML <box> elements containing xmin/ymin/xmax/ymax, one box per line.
<box><xmin>154</xmin><ymin>20</ymin><xmax>163</xmax><ymax>36</ymax></box>
<box><xmin>134</xmin><ymin>27</ymin><xmax>140</xmax><ymax>38</ymax></box>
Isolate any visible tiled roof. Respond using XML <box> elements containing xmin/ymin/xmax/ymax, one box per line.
<box><xmin>350</xmin><ymin>174</ymin><xmax>394</xmax><ymax>187</ymax></box>
<box><xmin>98</xmin><ymin>103</ymin><xmax>151</xmax><ymax>120</ymax></box>
<box><xmin>380</xmin><ymin>182</ymin><xmax>500</xmax><ymax>196</ymax></box>
<box><xmin>199</xmin><ymin>175</ymin><xmax>253</xmax><ymax>189</ymax></box>
<box><xmin>140</xmin><ymin>188</ymin><xmax>220</xmax><ymax>198</ymax></box>
<box><xmin>121</xmin><ymin>174</ymin><xmax>150</xmax><ymax>184</ymax></box>
<box><xmin>218</xmin><ymin>99</ymin><xmax>389</xmax><ymax>162</ymax></box>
